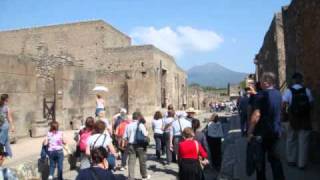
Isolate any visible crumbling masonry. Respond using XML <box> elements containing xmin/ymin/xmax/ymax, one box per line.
<box><xmin>0</xmin><ymin>20</ymin><xmax>187</xmax><ymax>138</ymax></box>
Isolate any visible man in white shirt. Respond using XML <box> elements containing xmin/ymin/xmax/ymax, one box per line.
<box><xmin>282</xmin><ymin>72</ymin><xmax>313</xmax><ymax>169</ymax></box>
<box><xmin>170</xmin><ymin>111</ymin><xmax>191</xmax><ymax>162</ymax></box>
<box><xmin>124</xmin><ymin>112</ymin><xmax>150</xmax><ymax>180</ymax></box>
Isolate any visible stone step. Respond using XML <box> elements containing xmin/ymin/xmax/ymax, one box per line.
<box><xmin>9</xmin><ymin>151</ymin><xmax>77</xmax><ymax>180</ymax></box>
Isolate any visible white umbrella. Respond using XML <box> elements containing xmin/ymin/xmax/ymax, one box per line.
<box><xmin>93</xmin><ymin>85</ymin><xmax>109</xmax><ymax>92</ymax></box>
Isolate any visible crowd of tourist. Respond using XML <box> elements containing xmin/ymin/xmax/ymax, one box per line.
<box><xmin>0</xmin><ymin>71</ymin><xmax>314</xmax><ymax>180</ymax></box>
<box><xmin>63</xmin><ymin>99</ymin><xmax>224</xmax><ymax>180</ymax></box>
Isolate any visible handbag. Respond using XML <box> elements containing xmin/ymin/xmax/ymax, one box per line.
<box><xmin>195</xmin><ymin>140</ymin><xmax>205</xmax><ymax>170</ymax></box>
<box><xmin>135</xmin><ymin>122</ymin><xmax>150</xmax><ymax>147</ymax></box>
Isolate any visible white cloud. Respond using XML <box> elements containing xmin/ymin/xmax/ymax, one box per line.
<box><xmin>130</xmin><ymin>26</ymin><xmax>223</xmax><ymax>57</ymax></box>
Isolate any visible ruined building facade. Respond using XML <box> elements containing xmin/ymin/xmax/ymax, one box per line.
<box><xmin>0</xmin><ymin>20</ymin><xmax>187</xmax><ymax>137</ymax></box>
<box><xmin>255</xmin><ymin>0</ymin><xmax>320</xmax><ymax>131</ymax></box>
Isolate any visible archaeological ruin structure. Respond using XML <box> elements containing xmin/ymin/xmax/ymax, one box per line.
<box><xmin>0</xmin><ymin>20</ymin><xmax>187</xmax><ymax>138</ymax></box>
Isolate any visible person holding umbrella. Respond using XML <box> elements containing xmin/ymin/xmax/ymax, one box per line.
<box><xmin>95</xmin><ymin>94</ymin><xmax>105</xmax><ymax>117</ymax></box>
<box><xmin>93</xmin><ymin>85</ymin><xmax>108</xmax><ymax>117</ymax></box>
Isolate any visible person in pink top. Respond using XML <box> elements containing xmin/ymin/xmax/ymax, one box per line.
<box><xmin>43</xmin><ymin>121</ymin><xmax>67</xmax><ymax>180</ymax></box>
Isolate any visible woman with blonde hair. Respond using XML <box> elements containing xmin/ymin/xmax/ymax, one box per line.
<box><xmin>178</xmin><ymin>127</ymin><xmax>208</xmax><ymax>180</ymax></box>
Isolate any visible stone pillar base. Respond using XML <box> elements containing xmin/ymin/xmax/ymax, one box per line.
<box><xmin>31</xmin><ymin>121</ymin><xmax>48</xmax><ymax>138</ymax></box>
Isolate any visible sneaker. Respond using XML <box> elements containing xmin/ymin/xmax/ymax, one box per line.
<box><xmin>48</xmin><ymin>175</ymin><xmax>53</xmax><ymax>180</ymax></box>
<box><xmin>142</xmin><ymin>175</ymin><xmax>151</xmax><ymax>180</ymax></box>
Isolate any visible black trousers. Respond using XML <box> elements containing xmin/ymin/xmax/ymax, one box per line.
<box><xmin>207</xmin><ymin>136</ymin><xmax>222</xmax><ymax>170</ymax></box>
<box><xmin>179</xmin><ymin>158</ymin><xmax>203</xmax><ymax>180</ymax></box>
<box><xmin>256</xmin><ymin>137</ymin><xmax>285</xmax><ymax>180</ymax></box>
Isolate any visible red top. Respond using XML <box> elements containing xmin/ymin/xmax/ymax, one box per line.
<box><xmin>179</xmin><ymin>139</ymin><xmax>208</xmax><ymax>159</ymax></box>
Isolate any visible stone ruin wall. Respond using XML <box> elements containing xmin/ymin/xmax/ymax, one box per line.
<box><xmin>187</xmin><ymin>86</ymin><xmax>205</xmax><ymax>110</ymax></box>
<box><xmin>0</xmin><ymin>20</ymin><xmax>187</xmax><ymax>134</ymax></box>
<box><xmin>0</xmin><ymin>54</ymin><xmax>42</xmax><ymax>137</ymax></box>
<box><xmin>153</xmin><ymin>47</ymin><xmax>188</xmax><ymax>111</ymax></box>
<box><xmin>0</xmin><ymin>20</ymin><xmax>131</xmax><ymax>78</ymax></box>
<box><xmin>102</xmin><ymin>45</ymin><xmax>188</xmax><ymax>115</ymax></box>
<box><xmin>255</xmin><ymin>12</ymin><xmax>286</xmax><ymax>89</ymax></box>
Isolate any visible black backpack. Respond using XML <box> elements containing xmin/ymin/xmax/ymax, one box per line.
<box><xmin>289</xmin><ymin>87</ymin><xmax>311</xmax><ymax>116</ymax></box>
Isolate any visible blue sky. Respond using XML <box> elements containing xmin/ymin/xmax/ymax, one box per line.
<box><xmin>0</xmin><ymin>0</ymin><xmax>291</xmax><ymax>73</ymax></box>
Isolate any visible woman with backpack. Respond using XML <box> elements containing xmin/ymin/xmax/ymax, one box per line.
<box><xmin>76</xmin><ymin>147</ymin><xmax>116</xmax><ymax>180</ymax></box>
<box><xmin>78</xmin><ymin>117</ymin><xmax>95</xmax><ymax>169</ymax></box>
<box><xmin>86</xmin><ymin>120</ymin><xmax>117</xmax><ymax>170</ymax></box>
<box><xmin>0</xmin><ymin>94</ymin><xmax>15</xmax><ymax>157</ymax></box>
<box><xmin>115</xmin><ymin>116</ymin><xmax>131</xmax><ymax>171</ymax></box>
<box><xmin>43</xmin><ymin>121</ymin><xmax>67</xmax><ymax>180</ymax></box>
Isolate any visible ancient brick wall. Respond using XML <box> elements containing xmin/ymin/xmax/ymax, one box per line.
<box><xmin>0</xmin><ymin>20</ymin><xmax>187</xmax><ymax>131</ymax></box>
<box><xmin>0</xmin><ymin>20</ymin><xmax>131</xmax><ymax>72</ymax></box>
<box><xmin>0</xmin><ymin>54</ymin><xmax>42</xmax><ymax>137</ymax></box>
<box><xmin>255</xmin><ymin>12</ymin><xmax>286</xmax><ymax>89</ymax></box>
<box><xmin>102</xmin><ymin>45</ymin><xmax>187</xmax><ymax>115</ymax></box>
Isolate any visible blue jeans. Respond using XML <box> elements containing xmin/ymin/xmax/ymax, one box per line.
<box><xmin>120</xmin><ymin>147</ymin><xmax>129</xmax><ymax>167</ymax></box>
<box><xmin>154</xmin><ymin>133</ymin><xmax>164</xmax><ymax>159</ymax></box>
<box><xmin>0</xmin><ymin>121</ymin><xmax>9</xmax><ymax>145</ymax></box>
<box><xmin>95</xmin><ymin>108</ymin><xmax>104</xmax><ymax>117</ymax></box>
<box><xmin>107</xmin><ymin>154</ymin><xmax>116</xmax><ymax>170</ymax></box>
<box><xmin>48</xmin><ymin>150</ymin><xmax>64</xmax><ymax>180</ymax></box>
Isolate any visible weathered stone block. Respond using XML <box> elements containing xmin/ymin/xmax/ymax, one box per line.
<box><xmin>31</xmin><ymin>125</ymin><xmax>48</xmax><ymax>138</ymax></box>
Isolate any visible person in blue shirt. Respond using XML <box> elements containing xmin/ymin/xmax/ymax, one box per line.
<box><xmin>76</xmin><ymin>147</ymin><xmax>116</xmax><ymax>180</ymax></box>
<box><xmin>248</xmin><ymin>72</ymin><xmax>285</xmax><ymax>180</ymax></box>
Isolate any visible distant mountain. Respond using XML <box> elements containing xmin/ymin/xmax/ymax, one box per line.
<box><xmin>187</xmin><ymin>63</ymin><xmax>248</xmax><ymax>88</ymax></box>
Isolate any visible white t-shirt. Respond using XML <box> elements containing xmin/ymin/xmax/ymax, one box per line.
<box><xmin>152</xmin><ymin>119</ymin><xmax>164</xmax><ymax>134</ymax></box>
<box><xmin>282</xmin><ymin>84</ymin><xmax>313</xmax><ymax>105</ymax></box>
<box><xmin>163</xmin><ymin>117</ymin><xmax>175</xmax><ymax>133</ymax></box>
<box><xmin>96</xmin><ymin>99</ymin><xmax>105</xmax><ymax>109</ymax></box>
<box><xmin>171</xmin><ymin>118</ymin><xmax>192</xmax><ymax>136</ymax></box>
<box><xmin>87</xmin><ymin>133</ymin><xmax>112</xmax><ymax>149</ymax></box>
<box><xmin>207</xmin><ymin>121</ymin><xmax>224</xmax><ymax>138</ymax></box>
<box><xmin>123</xmin><ymin>121</ymin><xmax>148</xmax><ymax>144</ymax></box>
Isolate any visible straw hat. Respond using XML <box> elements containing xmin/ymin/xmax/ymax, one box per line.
<box><xmin>186</xmin><ymin>107</ymin><xmax>196</xmax><ymax>114</ymax></box>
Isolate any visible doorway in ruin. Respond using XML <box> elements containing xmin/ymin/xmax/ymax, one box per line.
<box><xmin>161</xmin><ymin>69</ymin><xmax>167</xmax><ymax>108</ymax></box>
<box><xmin>43</xmin><ymin>77</ymin><xmax>56</xmax><ymax>122</ymax></box>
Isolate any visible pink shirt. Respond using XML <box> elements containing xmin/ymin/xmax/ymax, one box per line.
<box><xmin>47</xmin><ymin>131</ymin><xmax>63</xmax><ymax>151</ymax></box>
